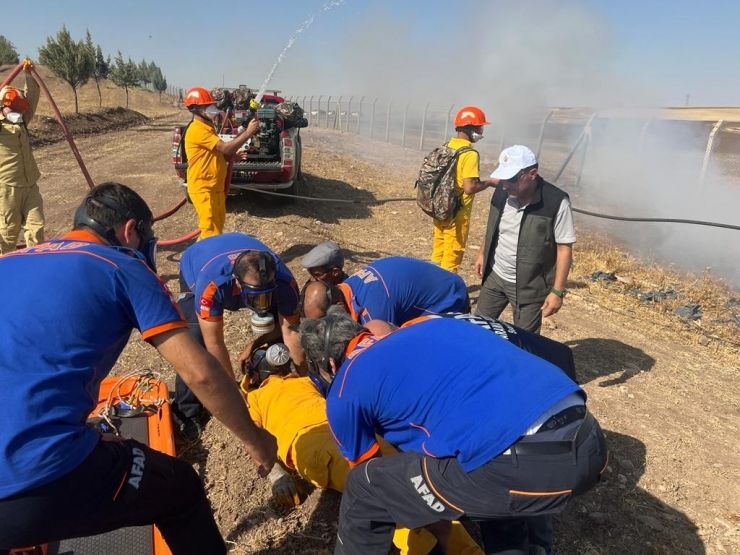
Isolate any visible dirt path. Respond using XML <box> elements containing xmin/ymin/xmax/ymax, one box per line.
<box><xmin>32</xmin><ymin>116</ymin><xmax>740</xmax><ymax>554</ymax></box>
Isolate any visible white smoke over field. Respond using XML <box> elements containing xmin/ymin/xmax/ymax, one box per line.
<box><xmin>278</xmin><ymin>0</ymin><xmax>740</xmax><ymax>282</ymax></box>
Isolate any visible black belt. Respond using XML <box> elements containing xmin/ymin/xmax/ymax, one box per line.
<box><xmin>510</xmin><ymin>411</ymin><xmax>594</xmax><ymax>456</ymax></box>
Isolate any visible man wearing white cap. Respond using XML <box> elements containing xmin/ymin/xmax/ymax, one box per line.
<box><xmin>474</xmin><ymin>145</ymin><xmax>575</xmax><ymax>335</ymax></box>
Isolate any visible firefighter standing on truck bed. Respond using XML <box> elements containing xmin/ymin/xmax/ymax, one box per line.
<box><xmin>183</xmin><ymin>86</ymin><xmax>259</xmax><ymax>239</ymax></box>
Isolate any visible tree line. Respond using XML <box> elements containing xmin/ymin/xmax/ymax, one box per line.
<box><xmin>0</xmin><ymin>29</ymin><xmax>169</xmax><ymax>113</ymax></box>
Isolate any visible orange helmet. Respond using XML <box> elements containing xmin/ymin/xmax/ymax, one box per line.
<box><xmin>184</xmin><ymin>87</ymin><xmax>216</xmax><ymax>108</ymax></box>
<box><xmin>0</xmin><ymin>86</ymin><xmax>30</xmax><ymax>113</ymax></box>
<box><xmin>454</xmin><ymin>106</ymin><xmax>490</xmax><ymax>127</ymax></box>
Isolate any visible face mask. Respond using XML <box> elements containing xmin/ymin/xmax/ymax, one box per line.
<box><xmin>5</xmin><ymin>111</ymin><xmax>23</xmax><ymax>124</ymax></box>
<box><xmin>471</xmin><ymin>132</ymin><xmax>484</xmax><ymax>143</ymax></box>
<box><xmin>204</xmin><ymin>105</ymin><xmax>220</xmax><ymax>120</ymax></box>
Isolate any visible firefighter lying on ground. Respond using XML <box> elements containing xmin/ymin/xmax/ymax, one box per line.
<box><xmin>240</xmin><ymin>342</ymin><xmax>483</xmax><ymax>555</ymax></box>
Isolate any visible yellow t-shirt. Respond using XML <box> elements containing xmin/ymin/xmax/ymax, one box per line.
<box><xmin>246</xmin><ymin>375</ymin><xmax>328</xmax><ymax>467</ymax></box>
<box><xmin>185</xmin><ymin>119</ymin><xmax>226</xmax><ymax>194</ymax></box>
<box><xmin>447</xmin><ymin>136</ymin><xmax>480</xmax><ymax>213</ymax></box>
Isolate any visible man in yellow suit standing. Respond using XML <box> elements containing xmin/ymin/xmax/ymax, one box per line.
<box><xmin>183</xmin><ymin>87</ymin><xmax>259</xmax><ymax>239</ymax></box>
<box><xmin>243</xmin><ymin>343</ymin><xmax>482</xmax><ymax>555</ymax></box>
<box><xmin>430</xmin><ymin>106</ymin><xmax>498</xmax><ymax>273</ymax></box>
<box><xmin>0</xmin><ymin>59</ymin><xmax>44</xmax><ymax>254</ymax></box>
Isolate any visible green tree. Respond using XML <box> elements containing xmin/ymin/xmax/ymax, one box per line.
<box><xmin>0</xmin><ymin>35</ymin><xmax>20</xmax><ymax>65</ymax></box>
<box><xmin>151</xmin><ymin>65</ymin><xmax>168</xmax><ymax>102</ymax></box>
<box><xmin>138</xmin><ymin>59</ymin><xmax>151</xmax><ymax>88</ymax></box>
<box><xmin>85</xmin><ymin>31</ymin><xmax>110</xmax><ymax>108</ymax></box>
<box><xmin>110</xmin><ymin>51</ymin><xmax>139</xmax><ymax>108</ymax></box>
<box><xmin>38</xmin><ymin>25</ymin><xmax>93</xmax><ymax>114</ymax></box>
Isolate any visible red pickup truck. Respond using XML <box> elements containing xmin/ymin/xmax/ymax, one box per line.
<box><xmin>172</xmin><ymin>89</ymin><xmax>307</xmax><ymax>199</ymax></box>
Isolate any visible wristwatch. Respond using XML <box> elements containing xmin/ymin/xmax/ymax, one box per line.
<box><xmin>550</xmin><ymin>287</ymin><xmax>567</xmax><ymax>298</ymax></box>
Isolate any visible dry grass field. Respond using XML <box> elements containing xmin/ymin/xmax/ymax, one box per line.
<box><xmin>3</xmin><ymin>64</ymin><xmax>740</xmax><ymax>554</ymax></box>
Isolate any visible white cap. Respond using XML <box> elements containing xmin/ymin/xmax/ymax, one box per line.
<box><xmin>266</xmin><ymin>343</ymin><xmax>291</xmax><ymax>366</ymax></box>
<box><xmin>490</xmin><ymin>145</ymin><xmax>538</xmax><ymax>180</ymax></box>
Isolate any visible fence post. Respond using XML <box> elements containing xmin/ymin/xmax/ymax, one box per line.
<box><xmin>336</xmin><ymin>96</ymin><xmax>343</xmax><ymax>130</ymax></box>
<box><xmin>419</xmin><ymin>101</ymin><xmax>430</xmax><ymax>151</ymax></box>
<box><xmin>401</xmin><ymin>101</ymin><xmax>411</xmax><ymax>148</ymax></box>
<box><xmin>346</xmin><ymin>95</ymin><xmax>354</xmax><ymax>132</ymax></box>
<box><xmin>370</xmin><ymin>97</ymin><xmax>378</xmax><ymax>140</ymax></box>
<box><xmin>326</xmin><ymin>96</ymin><xmax>332</xmax><ymax>128</ymax></box>
<box><xmin>553</xmin><ymin>113</ymin><xmax>597</xmax><ymax>183</ymax></box>
<box><xmin>317</xmin><ymin>95</ymin><xmax>322</xmax><ymax>127</ymax></box>
<box><xmin>700</xmin><ymin>120</ymin><xmax>724</xmax><ymax>189</ymax></box>
<box><xmin>535</xmin><ymin>111</ymin><xmax>553</xmax><ymax>159</ymax></box>
<box><xmin>444</xmin><ymin>104</ymin><xmax>455</xmax><ymax>141</ymax></box>
<box><xmin>357</xmin><ymin>96</ymin><xmax>364</xmax><ymax>134</ymax></box>
<box><xmin>385</xmin><ymin>100</ymin><xmax>393</xmax><ymax>143</ymax></box>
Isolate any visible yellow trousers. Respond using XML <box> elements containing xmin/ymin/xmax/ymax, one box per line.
<box><xmin>430</xmin><ymin>208</ymin><xmax>471</xmax><ymax>274</ymax></box>
<box><xmin>0</xmin><ymin>184</ymin><xmax>44</xmax><ymax>254</ymax></box>
<box><xmin>292</xmin><ymin>425</ymin><xmax>482</xmax><ymax>555</ymax></box>
<box><xmin>189</xmin><ymin>190</ymin><xmax>225</xmax><ymax>240</ymax></box>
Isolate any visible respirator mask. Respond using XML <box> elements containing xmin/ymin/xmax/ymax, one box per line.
<box><xmin>471</xmin><ymin>131</ymin><xmax>484</xmax><ymax>143</ymax></box>
<box><xmin>235</xmin><ymin>250</ymin><xmax>277</xmax><ymax>316</ymax></box>
<box><xmin>73</xmin><ymin>196</ymin><xmax>158</xmax><ymax>272</ymax></box>
<box><xmin>4</xmin><ymin>111</ymin><xmax>23</xmax><ymax>124</ymax></box>
<box><xmin>204</xmin><ymin>104</ymin><xmax>220</xmax><ymax>118</ymax></box>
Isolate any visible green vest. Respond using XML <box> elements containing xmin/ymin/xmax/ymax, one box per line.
<box><xmin>481</xmin><ymin>176</ymin><xmax>569</xmax><ymax>304</ymax></box>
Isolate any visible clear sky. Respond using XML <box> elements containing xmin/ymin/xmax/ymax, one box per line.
<box><xmin>4</xmin><ymin>0</ymin><xmax>740</xmax><ymax>107</ymax></box>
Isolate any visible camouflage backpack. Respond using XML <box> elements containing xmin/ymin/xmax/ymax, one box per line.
<box><xmin>275</xmin><ymin>101</ymin><xmax>305</xmax><ymax>128</ymax></box>
<box><xmin>414</xmin><ymin>142</ymin><xmax>474</xmax><ymax>220</ymax></box>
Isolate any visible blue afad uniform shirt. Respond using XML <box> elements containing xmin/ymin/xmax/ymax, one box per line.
<box><xmin>180</xmin><ymin>233</ymin><xmax>299</xmax><ymax>321</ymax></box>
<box><xmin>326</xmin><ymin>317</ymin><xmax>583</xmax><ymax>471</ymax></box>
<box><xmin>341</xmin><ymin>256</ymin><xmax>469</xmax><ymax>325</ymax></box>
<box><xmin>0</xmin><ymin>231</ymin><xmax>187</xmax><ymax>499</ymax></box>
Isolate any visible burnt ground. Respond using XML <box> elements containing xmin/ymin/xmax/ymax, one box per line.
<box><xmin>22</xmin><ymin>97</ymin><xmax>740</xmax><ymax>555</ymax></box>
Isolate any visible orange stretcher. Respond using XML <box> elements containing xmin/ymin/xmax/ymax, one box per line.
<box><xmin>11</xmin><ymin>373</ymin><xmax>175</xmax><ymax>555</ymax></box>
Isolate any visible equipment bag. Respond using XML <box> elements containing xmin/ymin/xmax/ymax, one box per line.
<box><xmin>275</xmin><ymin>101</ymin><xmax>305</xmax><ymax>129</ymax></box>
<box><xmin>414</xmin><ymin>143</ymin><xmax>474</xmax><ymax>220</ymax></box>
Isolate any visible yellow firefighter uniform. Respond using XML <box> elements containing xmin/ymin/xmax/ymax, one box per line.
<box><xmin>0</xmin><ymin>74</ymin><xmax>44</xmax><ymax>254</ymax></box>
<box><xmin>430</xmin><ymin>137</ymin><xmax>480</xmax><ymax>273</ymax></box>
<box><xmin>246</xmin><ymin>374</ymin><xmax>483</xmax><ymax>555</ymax></box>
<box><xmin>184</xmin><ymin>118</ymin><xmax>227</xmax><ymax>239</ymax></box>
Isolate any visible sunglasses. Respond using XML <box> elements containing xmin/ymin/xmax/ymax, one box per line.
<box><xmin>505</xmin><ymin>170</ymin><xmax>525</xmax><ymax>184</ymax></box>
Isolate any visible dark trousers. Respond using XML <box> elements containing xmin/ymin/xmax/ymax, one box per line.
<box><xmin>476</xmin><ymin>271</ymin><xmax>543</xmax><ymax>334</ymax></box>
<box><xmin>0</xmin><ymin>438</ymin><xmax>225</xmax><ymax>555</ymax></box>
<box><xmin>174</xmin><ymin>274</ymin><xmax>207</xmax><ymax>421</ymax></box>
<box><xmin>334</xmin><ymin>414</ymin><xmax>607</xmax><ymax>555</ymax></box>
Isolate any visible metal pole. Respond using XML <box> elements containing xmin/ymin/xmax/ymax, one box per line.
<box><xmin>700</xmin><ymin>120</ymin><xmax>724</xmax><ymax>189</ymax></box>
<box><xmin>385</xmin><ymin>100</ymin><xmax>393</xmax><ymax>143</ymax></box>
<box><xmin>401</xmin><ymin>101</ymin><xmax>410</xmax><ymax>148</ymax></box>
<box><xmin>326</xmin><ymin>96</ymin><xmax>332</xmax><ymax>128</ymax></box>
<box><xmin>638</xmin><ymin>117</ymin><xmax>653</xmax><ymax>151</ymax></box>
<box><xmin>444</xmin><ymin>104</ymin><xmax>454</xmax><ymax>141</ymax></box>
<box><xmin>535</xmin><ymin>111</ymin><xmax>554</xmax><ymax>159</ymax></box>
<box><xmin>357</xmin><ymin>96</ymin><xmax>364</xmax><ymax>135</ymax></box>
<box><xmin>346</xmin><ymin>95</ymin><xmax>353</xmax><ymax>132</ymax></box>
<box><xmin>316</xmin><ymin>95</ymin><xmax>322</xmax><ymax>127</ymax></box>
<box><xmin>553</xmin><ymin>113</ymin><xmax>598</xmax><ymax>183</ymax></box>
<box><xmin>498</xmin><ymin>126</ymin><xmax>507</xmax><ymax>155</ymax></box>
<box><xmin>419</xmin><ymin>101</ymin><xmax>430</xmax><ymax>151</ymax></box>
<box><xmin>370</xmin><ymin>98</ymin><xmax>378</xmax><ymax>140</ymax></box>
<box><xmin>336</xmin><ymin>96</ymin><xmax>343</xmax><ymax>130</ymax></box>
<box><xmin>575</xmin><ymin>131</ymin><xmax>589</xmax><ymax>189</ymax></box>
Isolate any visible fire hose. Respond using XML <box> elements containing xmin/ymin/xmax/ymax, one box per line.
<box><xmin>246</xmin><ymin>189</ymin><xmax>740</xmax><ymax>232</ymax></box>
<box><xmin>1</xmin><ymin>61</ymin><xmax>206</xmax><ymax>248</ymax></box>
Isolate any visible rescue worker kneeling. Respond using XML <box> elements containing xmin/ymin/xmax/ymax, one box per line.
<box><xmin>241</xmin><ymin>342</ymin><xmax>483</xmax><ymax>555</ymax></box>
<box><xmin>299</xmin><ymin>312</ymin><xmax>608</xmax><ymax>555</ymax></box>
